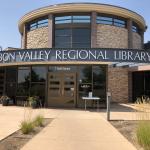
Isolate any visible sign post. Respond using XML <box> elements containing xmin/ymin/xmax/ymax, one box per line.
<box><xmin>107</xmin><ymin>92</ymin><xmax>111</xmax><ymax>121</ymax></box>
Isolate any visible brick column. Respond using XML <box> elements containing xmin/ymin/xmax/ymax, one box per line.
<box><xmin>91</xmin><ymin>12</ymin><xmax>97</xmax><ymax>48</ymax></box>
<box><xmin>127</xmin><ymin>19</ymin><xmax>133</xmax><ymax>49</ymax></box>
<box><xmin>128</xmin><ymin>72</ymin><xmax>133</xmax><ymax>102</ymax></box>
<box><xmin>48</xmin><ymin>14</ymin><xmax>53</xmax><ymax>48</ymax></box>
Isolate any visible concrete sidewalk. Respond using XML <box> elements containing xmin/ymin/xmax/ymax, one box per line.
<box><xmin>21</xmin><ymin>109</ymin><xmax>136</xmax><ymax>150</ymax></box>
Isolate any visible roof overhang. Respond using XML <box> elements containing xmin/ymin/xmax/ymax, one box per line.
<box><xmin>129</xmin><ymin>65</ymin><xmax>150</xmax><ymax>72</ymax></box>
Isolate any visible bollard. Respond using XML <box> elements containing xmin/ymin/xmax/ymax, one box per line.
<box><xmin>107</xmin><ymin>92</ymin><xmax>111</xmax><ymax>121</ymax></box>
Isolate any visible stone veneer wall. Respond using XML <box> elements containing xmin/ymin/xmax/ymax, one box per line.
<box><xmin>26</xmin><ymin>27</ymin><xmax>48</xmax><ymax>49</ymax></box>
<box><xmin>108</xmin><ymin>67</ymin><xmax>129</xmax><ymax>103</ymax></box>
<box><xmin>96</xmin><ymin>25</ymin><xmax>128</xmax><ymax>48</ymax></box>
<box><xmin>133</xmin><ymin>32</ymin><xmax>142</xmax><ymax>49</ymax></box>
<box><xmin>21</xmin><ymin>35</ymin><xmax>25</xmax><ymax>49</ymax></box>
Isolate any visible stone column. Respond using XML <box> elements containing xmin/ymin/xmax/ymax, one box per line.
<box><xmin>127</xmin><ymin>19</ymin><xmax>133</xmax><ymax>49</ymax></box>
<box><xmin>48</xmin><ymin>14</ymin><xmax>53</xmax><ymax>48</ymax></box>
<box><xmin>91</xmin><ymin>12</ymin><xmax>97</xmax><ymax>48</ymax></box>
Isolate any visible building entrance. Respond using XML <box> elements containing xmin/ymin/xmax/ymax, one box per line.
<box><xmin>132</xmin><ymin>71</ymin><xmax>150</xmax><ymax>102</ymax></box>
<box><xmin>48</xmin><ymin>72</ymin><xmax>76</xmax><ymax>107</ymax></box>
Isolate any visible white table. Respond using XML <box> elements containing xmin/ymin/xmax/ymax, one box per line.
<box><xmin>82</xmin><ymin>97</ymin><xmax>100</xmax><ymax>110</ymax></box>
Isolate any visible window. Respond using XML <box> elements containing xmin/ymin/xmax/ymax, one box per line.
<box><xmin>93</xmin><ymin>66</ymin><xmax>106</xmax><ymax>99</ymax></box>
<box><xmin>5</xmin><ymin>67</ymin><xmax>17</xmax><ymax>103</ymax></box>
<box><xmin>78</xmin><ymin>66</ymin><xmax>92</xmax><ymax>97</ymax></box>
<box><xmin>17</xmin><ymin>67</ymin><xmax>30</xmax><ymax>96</ymax></box>
<box><xmin>55</xmin><ymin>16</ymin><xmax>72</xmax><ymax>24</ymax></box>
<box><xmin>31</xmin><ymin>66</ymin><xmax>46</xmax><ymax>82</ymax></box>
<box><xmin>55</xmin><ymin>28</ymin><xmax>91</xmax><ymax>48</ymax></box>
<box><xmin>55</xmin><ymin>29</ymin><xmax>71</xmax><ymax>48</ymax></box>
<box><xmin>54</xmin><ymin>14</ymin><xmax>91</xmax><ymax>48</ymax></box>
<box><xmin>72</xmin><ymin>16</ymin><xmax>91</xmax><ymax>23</ymax></box>
<box><xmin>55</xmin><ymin>15</ymin><xmax>91</xmax><ymax>24</ymax></box>
<box><xmin>27</xmin><ymin>17</ymin><xmax>48</xmax><ymax>31</ymax></box>
<box><xmin>72</xmin><ymin>28</ymin><xmax>91</xmax><ymax>48</ymax></box>
<box><xmin>114</xmin><ymin>19</ymin><xmax>126</xmax><ymax>28</ymax></box>
<box><xmin>97</xmin><ymin>16</ymin><xmax>113</xmax><ymax>25</ymax></box>
<box><xmin>96</xmin><ymin>15</ymin><xmax>126</xmax><ymax>28</ymax></box>
<box><xmin>132</xmin><ymin>22</ymin><xmax>139</xmax><ymax>33</ymax></box>
<box><xmin>30</xmin><ymin>66</ymin><xmax>46</xmax><ymax>105</ymax></box>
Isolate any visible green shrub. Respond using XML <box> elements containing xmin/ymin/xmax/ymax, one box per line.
<box><xmin>137</xmin><ymin>121</ymin><xmax>150</xmax><ymax>150</ymax></box>
<box><xmin>20</xmin><ymin>121</ymin><xmax>34</xmax><ymax>134</ymax></box>
<box><xmin>33</xmin><ymin>115</ymin><xmax>44</xmax><ymax>127</ymax></box>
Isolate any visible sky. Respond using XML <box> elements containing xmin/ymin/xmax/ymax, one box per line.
<box><xmin>0</xmin><ymin>0</ymin><xmax>150</xmax><ymax>49</ymax></box>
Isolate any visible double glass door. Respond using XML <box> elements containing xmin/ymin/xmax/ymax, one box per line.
<box><xmin>48</xmin><ymin>72</ymin><xmax>76</xmax><ymax>107</ymax></box>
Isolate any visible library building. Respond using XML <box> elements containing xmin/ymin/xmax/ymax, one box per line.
<box><xmin>0</xmin><ymin>3</ymin><xmax>149</xmax><ymax>108</ymax></box>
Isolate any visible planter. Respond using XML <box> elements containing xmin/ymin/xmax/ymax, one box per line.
<box><xmin>2</xmin><ymin>99</ymin><xmax>9</xmax><ymax>106</ymax></box>
<box><xmin>30</xmin><ymin>101</ymin><xmax>37</xmax><ymax>109</ymax></box>
<box><xmin>28</xmin><ymin>96</ymin><xmax>38</xmax><ymax>109</ymax></box>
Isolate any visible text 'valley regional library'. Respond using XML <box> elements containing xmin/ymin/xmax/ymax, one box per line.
<box><xmin>0</xmin><ymin>3</ymin><xmax>149</xmax><ymax>108</ymax></box>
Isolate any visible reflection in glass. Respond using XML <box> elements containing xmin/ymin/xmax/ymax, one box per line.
<box><xmin>17</xmin><ymin>84</ymin><xmax>29</xmax><ymax>96</ymax></box>
<box><xmin>31</xmin><ymin>66</ymin><xmax>46</xmax><ymax>82</ymax></box>
<box><xmin>18</xmin><ymin>69</ymin><xmax>30</xmax><ymax>84</ymax></box>
<box><xmin>6</xmin><ymin>67</ymin><xmax>17</xmax><ymax>82</ymax></box>
<box><xmin>93</xmin><ymin>66</ymin><xmax>106</xmax><ymax>98</ymax></box>
<box><xmin>5</xmin><ymin>83</ymin><xmax>16</xmax><ymax>102</ymax></box>
<box><xmin>55</xmin><ymin>29</ymin><xmax>71</xmax><ymax>48</ymax></box>
<box><xmin>79</xmin><ymin>66</ymin><xmax>92</xmax><ymax>83</ymax></box>
<box><xmin>30</xmin><ymin>83</ymin><xmax>45</xmax><ymax>97</ymax></box>
<box><xmin>78</xmin><ymin>66</ymin><xmax>92</xmax><ymax>100</ymax></box>
<box><xmin>17</xmin><ymin>68</ymin><xmax>30</xmax><ymax>96</ymax></box>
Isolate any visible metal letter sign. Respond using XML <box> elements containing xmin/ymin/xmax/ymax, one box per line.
<box><xmin>0</xmin><ymin>48</ymin><xmax>150</xmax><ymax>64</ymax></box>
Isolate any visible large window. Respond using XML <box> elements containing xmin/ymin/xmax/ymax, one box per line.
<box><xmin>15</xmin><ymin>66</ymin><xmax>47</xmax><ymax>106</ymax></box>
<box><xmin>78</xmin><ymin>65</ymin><xmax>106</xmax><ymax>108</ymax></box>
<box><xmin>17</xmin><ymin>67</ymin><xmax>30</xmax><ymax>96</ymax></box>
<box><xmin>31</xmin><ymin>66</ymin><xmax>46</xmax><ymax>105</ymax></box>
<box><xmin>55</xmin><ymin>29</ymin><xmax>71</xmax><ymax>48</ymax></box>
<box><xmin>5</xmin><ymin>67</ymin><xmax>17</xmax><ymax>103</ymax></box>
<box><xmin>93</xmin><ymin>66</ymin><xmax>106</xmax><ymax>99</ymax></box>
<box><xmin>54</xmin><ymin>14</ymin><xmax>91</xmax><ymax>48</ymax></box>
<box><xmin>55</xmin><ymin>28</ymin><xmax>91</xmax><ymax>48</ymax></box>
<box><xmin>31</xmin><ymin>66</ymin><xmax>46</xmax><ymax>82</ymax></box>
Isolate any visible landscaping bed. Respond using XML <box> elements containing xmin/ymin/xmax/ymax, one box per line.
<box><xmin>110</xmin><ymin>120</ymin><xmax>143</xmax><ymax>150</ymax></box>
<box><xmin>0</xmin><ymin>118</ymin><xmax>53</xmax><ymax>150</ymax></box>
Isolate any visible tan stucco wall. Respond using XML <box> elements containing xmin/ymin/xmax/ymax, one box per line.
<box><xmin>133</xmin><ymin>32</ymin><xmax>142</xmax><ymax>49</ymax></box>
<box><xmin>26</xmin><ymin>27</ymin><xmax>48</xmax><ymax>49</ymax></box>
<box><xmin>108</xmin><ymin>67</ymin><xmax>129</xmax><ymax>103</ymax></box>
<box><xmin>96</xmin><ymin>25</ymin><xmax>128</xmax><ymax>48</ymax></box>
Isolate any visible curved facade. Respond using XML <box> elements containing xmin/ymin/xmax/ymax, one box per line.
<box><xmin>0</xmin><ymin>3</ymin><xmax>147</xmax><ymax>108</ymax></box>
<box><xmin>19</xmin><ymin>3</ymin><xmax>146</xmax><ymax>49</ymax></box>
